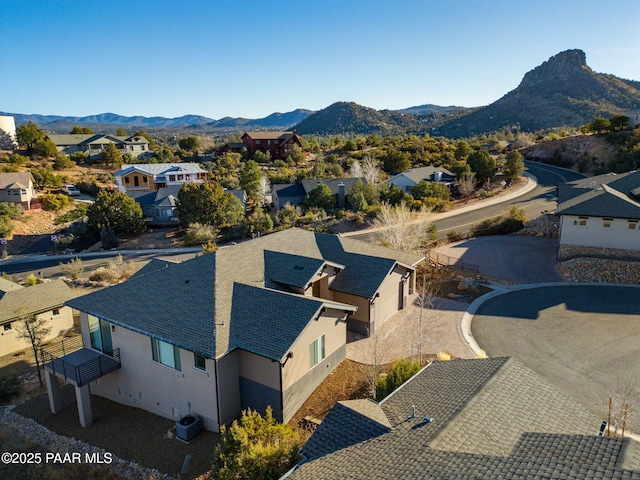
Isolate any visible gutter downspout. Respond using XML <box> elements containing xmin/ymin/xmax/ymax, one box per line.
<box><xmin>214</xmin><ymin>359</ymin><xmax>222</xmax><ymax>433</ymax></box>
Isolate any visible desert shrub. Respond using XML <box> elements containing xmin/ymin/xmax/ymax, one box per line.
<box><xmin>25</xmin><ymin>274</ymin><xmax>39</xmax><ymax>286</ymax></box>
<box><xmin>7</xmin><ymin>153</ymin><xmax>27</xmax><ymax>166</ymax></box>
<box><xmin>447</xmin><ymin>230</ymin><xmax>462</xmax><ymax>242</ymax></box>
<box><xmin>201</xmin><ymin>242</ymin><xmax>218</xmax><ymax>254</ymax></box>
<box><xmin>40</xmin><ymin>193</ymin><xmax>73</xmax><ymax>211</ymax></box>
<box><xmin>59</xmin><ymin>257</ymin><xmax>85</xmax><ymax>280</ymax></box>
<box><xmin>0</xmin><ymin>375</ymin><xmax>22</xmax><ymax>404</ymax></box>
<box><xmin>89</xmin><ymin>255</ymin><xmax>137</xmax><ymax>284</ymax></box>
<box><xmin>0</xmin><ymin>202</ymin><xmax>23</xmax><ymax>220</ymax></box>
<box><xmin>375</xmin><ymin>358</ymin><xmax>422</xmax><ymax>400</ymax></box>
<box><xmin>436</xmin><ymin>351</ymin><xmax>451</xmax><ymax>361</ymax></box>
<box><xmin>471</xmin><ymin>206</ymin><xmax>526</xmax><ymax>237</ymax></box>
<box><xmin>184</xmin><ymin>222</ymin><xmax>219</xmax><ymax>246</ymax></box>
<box><xmin>212</xmin><ymin>406</ymin><xmax>300</xmax><ymax>480</ymax></box>
<box><xmin>53</xmin><ymin>154</ymin><xmax>75</xmax><ymax>170</ymax></box>
<box><xmin>55</xmin><ymin>203</ymin><xmax>88</xmax><ymax>224</ymax></box>
<box><xmin>76</xmin><ymin>180</ymin><xmax>100</xmax><ymax>196</ymax></box>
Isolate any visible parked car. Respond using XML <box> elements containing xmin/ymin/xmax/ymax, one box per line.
<box><xmin>61</xmin><ymin>184</ymin><xmax>80</xmax><ymax>196</ymax></box>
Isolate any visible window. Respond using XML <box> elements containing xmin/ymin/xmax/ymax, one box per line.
<box><xmin>256</xmin><ymin>140</ymin><xmax>261</xmax><ymax>145</ymax></box>
<box><xmin>88</xmin><ymin>315</ymin><xmax>113</xmax><ymax>354</ymax></box>
<box><xmin>125</xmin><ymin>177</ymin><xmax>130</xmax><ymax>184</ymax></box>
<box><xmin>578</xmin><ymin>217</ymin><xmax>588</xmax><ymax>227</ymax></box>
<box><xmin>603</xmin><ymin>218</ymin><xmax>613</xmax><ymax>228</ymax></box>
<box><xmin>169</xmin><ymin>175</ymin><xmax>176</xmax><ymax>181</ymax></box>
<box><xmin>151</xmin><ymin>338</ymin><xmax>181</xmax><ymax>371</ymax></box>
<box><xmin>309</xmin><ymin>335</ymin><xmax>325</xmax><ymax>368</ymax></box>
<box><xmin>194</xmin><ymin>352</ymin><xmax>206</xmax><ymax>371</ymax></box>
<box><xmin>3</xmin><ymin>323</ymin><xmax>11</xmax><ymax>331</ymax></box>
<box><xmin>52</xmin><ymin>308</ymin><xmax>60</xmax><ymax>316</ymax></box>
<box><xmin>142</xmin><ymin>176</ymin><xmax>147</xmax><ymax>183</ymax></box>
<box><xmin>629</xmin><ymin>221</ymin><xmax>638</xmax><ymax>230</ymax></box>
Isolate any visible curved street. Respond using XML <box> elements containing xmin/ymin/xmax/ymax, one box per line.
<box><xmin>471</xmin><ymin>284</ymin><xmax>640</xmax><ymax>427</ymax></box>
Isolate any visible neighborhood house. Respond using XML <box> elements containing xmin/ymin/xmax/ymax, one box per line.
<box><xmin>387</xmin><ymin>166</ymin><xmax>456</xmax><ymax>192</ymax></box>
<box><xmin>48</xmin><ymin>134</ymin><xmax>151</xmax><ymax>161</ymax></box>
<box><xmin>113</xmin><ymin>163</ymin><xmax>209</xmax><ymax>194</ymax></box>
<box><xmin>272</xmin><ymin>177</ymin><xmax>367</xmax><ymax>210</ymax></box>
<box><xmin>0</xmin><ymin>278</ymin><xmax>77</xmax><ymax>356</ymax></box>
<box><xmin>0</xmin><ymin>172</ymin><xmax>38</xmax><ymax>210</ymax></box>
<box><xmin>289</xmin><ymin>357</ymin><xmax>640</xmax><ymax>478</ymax></box>
<box><xmin>226</xmin><ymin>131</ymin><xmax>303</xmax><ymax>160</ymax></box>
<box><xmin>45</xmin><ymin>229</ymin><xmax>422</xmax><ymax>431</ymax></box>
<box><xmin>556</xmin><ymin>170</ymin><xmax>640</xmax><ymax>260</ymax></box>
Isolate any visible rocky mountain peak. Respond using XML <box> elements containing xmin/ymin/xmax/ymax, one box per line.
<box><xmin>519</xmin><ymin>49</ymin><xmax>590</xmax><ymax>87</ymax></box>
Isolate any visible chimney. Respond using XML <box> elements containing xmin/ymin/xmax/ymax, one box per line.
<box><xmin>338</xmin><ymin>182</ymin><xmax>346</xmax><ymax>209</ymax></box>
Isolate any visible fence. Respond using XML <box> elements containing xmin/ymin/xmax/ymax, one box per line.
<box><xmin>429</xmin><ymin>251</ymin><xmax>480</xmax><ymax>273</ymax></box>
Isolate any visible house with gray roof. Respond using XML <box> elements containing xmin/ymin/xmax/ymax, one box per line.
<box><xmin>131</xmin><ymin>186</ymin><xmax>181</xmax><ymax>226</ymax></box>
<box><xmin>0</xmin><ymin>279</ymin><xmax>78</xmax><ymax>356</ymax></box>
<box><xmin>556</xmin><ymin>170</ymin><xmax>640</xmax><ymax>260</ymax></box>
<box><xmin>272</xmin><ymin>177</ymin><xmax>367</xmax><ymax>210</ymax></box>
<box><xmin>387</xmin><ymin>166</ymin><xmax>455</xmax><ymax>193</ymax></box>
<box><xmin>44</xmin><ymin>228</ymin><xmax>422</xmax><ymax>430</ymax></box>
<box><xmin>47</xmin><ymin>133</ymin><xmax>150</xmax><ymax>161</ymax></box>
<box><xmin>288</xmin><ymin>357</ymin><xmax>640</xmax><ymax>479</ymax></box>
<box><xmin>0</xmin><ymin>172</ymin><xmax>38</xmax><ymax>210</ymax></box>
<box><xmin>113</xmin><ymin>163</ymin><xmax>209</xmax><ymax>194</ymax></box>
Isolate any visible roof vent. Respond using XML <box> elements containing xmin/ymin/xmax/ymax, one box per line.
<box><xmin>407</xmin><ymin>405</ymin><xmax>415</xmax><ymax>420</ymax></box>
<box><xmin>294</xmin><ymin>265</ymin><xmax>304</xmax><ymax>270</ymax></box>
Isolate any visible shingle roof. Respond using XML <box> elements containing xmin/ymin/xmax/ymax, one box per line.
<box><xmin>0</xmin><ymin>279</ymin><xmax>78</xmax><ymax>324</ymax></box>
<box><xmin>113</xmin><ymin>163</ymin><xmax>207</xmax><ymax>177</ymax></box>
<box><xmin>67</xmin><ymin>228</ymin><xmax>413</xmax><ymax>359</ymax></box>
<box><xmin>272</xmin><ymin>183</ymin><xmax>306</xmax><ymax>197</ymax></box>
<box><xmin>243</xmin><ymin>131</ymin><xmax>298</xmax><ymax>141</ymax></box>
<box><xmin>263</xmin><ymin>250</ymin><xmax>338</xmax><ymax>290</ymax></box>
<box><xmin>300</xmin><ymin>177</ymin><xmax>366</xmax><ymax>196</ymax></box>
<box><xmin>388</xmin><ymin>166</ymin><xmax>455</xmax><ymax>184</ymax></box>
<box><xmin>0</xmin><ymin>172</ymin><xmax>33</xmax><ymax>190</ymax></box>
<box><xmin>301</xmin><ymin>400</ymin><xmax>391</xmax><ymax>460</ymax></box>
<box><xmin>557</xmin><ymin>170</ymin><xmax>640</xmax><ymax>219</ymax></box>
<box><xmin>0</xmin><ymin>277</ymin><xmax>23</xmax><ymax>293</ymax></box>
<box><xmin>47</xmin><ymin>134</ymin><xmax>148</xmax><ymax>146</ymax></box>
<box><xmin>134</xmin><ymin>186</ymin><xmax>181</xmax><ymax>208</ymax></box>
<box><xmin>289</xmin><ymin>358</ymin><xmax>640</xmax><ymax>479</ymax></box>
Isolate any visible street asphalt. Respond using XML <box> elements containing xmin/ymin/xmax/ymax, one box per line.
<box><xmin>471</xmin><ymin>284</ymin><xmax>640</xmax><ymax>428</ymax></box>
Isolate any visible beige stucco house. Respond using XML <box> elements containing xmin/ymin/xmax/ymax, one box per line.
<box><xmin>0</xmin><ymin>172</ymin><xmax>38</xmax><ymax>210</ymax></box>
<box><xmin>556</xmin><ymin>170</ymin><xmax>640</xmax><ymax>260</ymax></box>
<box><xmin>46</xmin><ymin>228</ymin><xmax>422</xmax><ymax>430</ymax></box>
<box><xmin>0</xmin><ymin>278</ymin><xmax>77</xmax><ymax>356</ymax></box>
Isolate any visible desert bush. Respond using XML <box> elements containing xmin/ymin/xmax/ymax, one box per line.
<box><xmin>471</xmin><ymin>206</ymin><xmax>526</xmax><ymax>237</ymax></box>
<box><xmin>375</xmin><ymin>358</ymin><xmax>422</xmax><ymax>400</ymax></box>
<box><xmin>53</xmin><ymin>154</ymin><xmax>75</xmax><ymax>170</ymax></box>
<box><xmin>184</xmin><ymin>222</ymin><xmax>219</xmax><ymax>246</ymax></box>
<box><xmin>59</xmin><ymin>257</ymin><xmax>84</xmax><ymax>280</ymax></box>
<box><xmin>40</xmin><ymin>193</ymin><xmax>73</xmax><ymax>211</ymax></box>
<box><xmin>0</xmin><ymin>202</ymin><xmax>23</xmax><ymax>220</ymax></box>
<box><xmin>25</xmin><ymin>274</ymin><xmax>39</xmax><ymax>286</ymax></box>
<box><xmin>89</xmin><ymin>255</ymin><xmax>137</xmax><ymax>284</ymax></box>
<box><xmin>447</xmin><ymin>230</ymin><xmax>462</xmax><ymax>242</ymax></box>
<box><xmin>436</xmin><ymin>351</ymin><xmax>452</xmax><ymax>361</ymax></box>
<box><xmin>55</xmin><ymin>203</ymin><xmax>88</xmax><ymax>224</ymax></box>
<box><xmin>76</xmin><ymin>179</ymin><xmax>100</xmax><ymax>196</ymax></box>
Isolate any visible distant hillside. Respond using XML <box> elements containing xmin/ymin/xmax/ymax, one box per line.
<box><xmin>293</xmin><ymin>101</ymin><xmax>467</xmax><ymax>136</ymax></box>
<box><xmin>206</xmin><ymin>109</ymin><xmax>313</xmax><ymax>129</ymax></box>
<box><xmin>2</xmin><ymin>109</ymin><xmax>314</xmax><ymax>132</ymax></box>
<box><xmin>437</xmin><ymin>49</ymin><xmax>640</xmax><ymax>138</ymax></box>
<box><xmin>395</xmin><ymin>104</ymin><xmax>467</xmax><ymax>115</ymax></box>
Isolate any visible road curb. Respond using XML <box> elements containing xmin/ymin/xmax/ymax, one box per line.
<box><xmin>460</xmin><ymin>282</ymin><xmax>640</xmax><ymax>356</ymax></box>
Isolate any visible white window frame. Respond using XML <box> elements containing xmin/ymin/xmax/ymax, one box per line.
<box><xmin>309</xmin><ymin>335</ymin><xmax>325</xmax><ymax>368</ymax></box>
<box><xmin>151</xmin><ymin>337</ymin><xmax>182</xmax><ymax>371</ymax></box>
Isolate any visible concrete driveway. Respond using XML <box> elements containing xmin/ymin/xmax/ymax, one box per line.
<box><xmin>433</xmin><ymin>236</ymin><xmax>562</xmax><ymax>284</ymax></box>
<box><xmin>471</xmin><ymin>284</ymin><xmax>640</xmax><ymax>430</ymax></box>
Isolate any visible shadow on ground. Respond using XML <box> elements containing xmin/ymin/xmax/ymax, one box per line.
<box><xmin>13</xmin><ymin>384</ymin><xmax>219</xmax><ymax>479</ymax></box>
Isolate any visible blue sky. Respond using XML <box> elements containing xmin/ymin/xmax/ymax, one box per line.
<box><xmin>2</xmin><ymin>0</ymin><xmax>639</xmax><ymax>119</ymax></box>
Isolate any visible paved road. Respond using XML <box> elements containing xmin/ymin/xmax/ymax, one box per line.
<box><xmin>433</xmin><ymin>236</ymin><xmax>562</xmax><ymax>284</ymax></box>
<box><xmin>471</xmin><ymin>284</ymin><xmax>640</xmax><ymax>426</ymax></box>
<box><xmin>350</xmin><ymin>161</ymin><xmax>586</xmax><ymax>243</ymax></box>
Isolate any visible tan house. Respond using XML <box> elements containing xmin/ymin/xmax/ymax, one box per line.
<box><xmin>0</xmin><ymin>172</ymin><xmax>38</xmax><ymax>210</ymax></box>
<box><xmin>46</xmin><ymin>228</ymin><xmax>422</xmax><ymax>430</ymax></box>
<box><xmin>0</xmin><ymin>279</ymin><xmax>77</xmax><ymax>356</ymax></box>
<box><xmin>113</xmin><ymin>163</ymin><xmax>209</xmax><ymax>194</ymax></box>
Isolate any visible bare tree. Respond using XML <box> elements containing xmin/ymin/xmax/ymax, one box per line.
<box><xmin>361</xmin><ymin>155</ymin><xmax>382</xmax><ymax>186</ymax></box>
<box><xmin>372</xmin><ymin>202</ymin><xmax>434</xmax><ymax>253</ymax></box>
<box><xmin>14</xmin><ymin>308</ymin><xmax>52</xmax><ymax>386</ymax></box>
<box><xmin>457</xmin><ymin>173</ymin><xmax>476</xmax><ymax>202</ymax></box>
<box><xmin>350</xmin><ymin>159</ymin><xmax>363</xmax><ymax>179</ymax></box>
<box><xmin>258</xmin><ymin>175</ymin><xmax>272</xmax><ymax>206</ymax></box>
<box><xmin>414</xmin><ymin>273</ymin><xmax>438</xmax><ymax>362</ymax></box>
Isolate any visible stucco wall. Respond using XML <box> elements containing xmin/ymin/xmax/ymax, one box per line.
<box><xmin>371</xmin><ymin>265</ymin><xmax>409</xmax><ymax>333</ymax></box>
<box><xmin>388</xmin><ymin>175</ymin><xmax>415</xmax><ymax>193</ymax></box>
<box><xmin>79</xmin><ymin>312</ymin><xmax>220</xmax><ymax>432</ymax></box>
<box><xmin>0</xmin><ymin>306</ymin><xmax>74</xmax><ymax>356</ymax></box>
<box><xmin>560</xmin><ymin>215</ymin><xmax>640</xmax><ymax>251</ymax></box>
